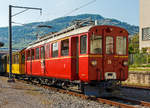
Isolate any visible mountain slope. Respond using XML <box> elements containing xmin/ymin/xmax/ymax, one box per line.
<box><xmin>0</xmin><ymin>14</ymin><xmax>139</xmax><ymax>50</ymax></box>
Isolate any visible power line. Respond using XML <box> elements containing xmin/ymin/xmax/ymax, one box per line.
<box><xmin>63</xmin><ymin>0</ymin><xmax>96</xmax><ymax>16</ymax></box>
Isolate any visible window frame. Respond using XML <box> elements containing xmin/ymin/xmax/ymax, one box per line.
<box><xmin>142</xmin><ymin>27</ymin><xmax>150</xmax><ymax>41</ymax></box>
<box><xmin>80</xmin><ymin>35</ymin><xmax>87</xmax><ymax>54</ymax></box>
<box><xmin>40</xmin><ymin>46</ymin><xmax>45</xmax><ymax>59</ymax></box>
<box><xmin>27</xmin><ymin>50</ymin><xmax>31</xmax><ymax>61</ymax></box>
<box><xmin>31</xmin><ymin>49</ymin><xmax>35</xmax><ymax>60</ymax></box>
<box><xmin>52</xmin><ymin>42</ymin><xmax>59</xmax><ymax>57</ymax></box>
<box><xmin>116</xmin><ymin>36</ymin><xmax>127</xmax><ymax>55</ymax></box>
<box><xmin>90</xmin><ymin>35</ymin><xmax>102</xmax><ymax>54</ymax></box>
<box><xmin>106</xmin><ymin>36</ymin><xmax>114</xmax><ymax>55</ymax></box>
<box><xmin>61</xmin><ymin>39</ymin><xmax>69</xmax><ymax>56</ymax></box>
<box><xmin>45</xmin><ymin>44</ymin><xmax>50</xmax><ymax>59</ymax></box>
<box><xmin>35</xmin><ymin>47</ymin><xmax>40</xmax><ymax>60</ymax></box>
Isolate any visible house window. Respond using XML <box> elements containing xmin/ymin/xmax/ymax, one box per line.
<box><xmin>142</xmin><ymin>27</ymin><xmax>150</xmax><ymax>40</ymax></box>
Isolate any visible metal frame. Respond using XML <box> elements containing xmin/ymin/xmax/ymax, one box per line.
<box><xmin>8</xmin><ymin>5</ymin><xmax>42</xmax><ymax>82</ymax></box>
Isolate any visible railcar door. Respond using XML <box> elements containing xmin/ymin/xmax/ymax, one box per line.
<box><xmin>71</xmin><ymin>37</ymin><xmax>79</xmax><ymax>80</ymax></box>
<box><xmin>40</xmin><ymin>46</ymin><xmax>45</xmax><ymax>76</ymax></box>
<box><xmin>26</xmin><ymin>50</ymin><xmax>32</xmax><ymax>75</ymax></box>
<box><xmin>103</xmin><ymin>34</ymin><xmax>116</xmax><ymax>80</ymax></box>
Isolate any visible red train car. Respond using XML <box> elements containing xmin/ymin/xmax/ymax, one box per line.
<box><xmin>25</xmin><ymin>25</ymin><xmax>128</xmax><ymax>96</ymax></box>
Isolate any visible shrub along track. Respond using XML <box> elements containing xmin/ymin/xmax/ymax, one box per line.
<box><xmin>12</xmin><ymin>78</ymin><xmax>150</xmax><ymax>108</ymax></box>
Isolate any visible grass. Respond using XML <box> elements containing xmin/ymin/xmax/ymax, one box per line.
<box><xmin>129</xmin><ymin>68</ymin><xmax>150</xmax><ymax>71</ymax></box>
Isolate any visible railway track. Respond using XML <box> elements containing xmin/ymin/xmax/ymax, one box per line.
<box><xmin>15</xmin><ymin>78</ymin><xmax>150</xmax><ymax>108</ymax></box>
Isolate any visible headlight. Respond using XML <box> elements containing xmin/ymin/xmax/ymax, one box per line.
<box><xmin>123</xmin><ymin>61</ymin><xmax>128</xmax><ymax>66</ymax></box>
<box><xmin>91</xmin><ymin>60</ymin><xmax>97</xmax><ymax>66</ymax></box>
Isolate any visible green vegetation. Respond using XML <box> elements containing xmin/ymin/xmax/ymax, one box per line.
<box><xmin>129</xmin><ymin>68</ymin><xmax>150</xmax><ymax>71</ymax></box>
<box><xmin>128</xmin><ymin>34</ymin><xmax>150</xmax><ymax>70</ymax></box>
<box><xmin>128</xmin><ymin>34</ymin><xmax>139</xmax><ymax>54</ymax></box>
<box><xmin>0</xmin><ymin>14</ymin><xmax>139</xmax><ymax>50</ymax></box>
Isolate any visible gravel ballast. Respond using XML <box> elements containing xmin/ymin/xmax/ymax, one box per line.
<box><xmin>0</xmin><ymin>76</ymin><xmax>116</xmax><ymax>108</ymax></box>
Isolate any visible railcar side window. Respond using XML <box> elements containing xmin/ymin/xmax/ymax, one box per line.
<box><xmin>45</xmin><ymin>44</ymin><xmax>50</xmax><ymax>58</ymax></box>
<box><xmin>106</xmin><ymin>36</ymin><xmax>114</xmax><ymax>54</ymax></box>
<box><xmin>31</xmin><ymin>49</ymin><xmax>34</xmax><ymax>60</ymax></box>
<box><xmin>12</xmin><ymin>55</ymin><xmax>15</xmax><ymax>64</ymax></box>
<box><xmin>35</xmin><ymin>48</ymin><xmax>39</xmax><ymax>59</ymax></box>
<box><xmin>15</xmin><ymin>54</ymin><xmax>19</xmax><ymax>64</ymax></box>
<box><xmin>90</xmin><ymin>35</ymin><xmax>102</xmax><ymax>54</ymax></box>
<box><xmin>7</xmin><ymin>56</ymin><xmax>9</xmax><ymax>63</ymax></box>
<box><xmin>27</xmin><ymin>50</ymin><xmax>31</xmax><ymax>60</ymax></box>
<box><xmin>116</xmin><ymin>36</ymin><xmax>126</xmax><ymax>55</ymax></box>
<box><xmin>21</xmin><ymin>54</ymin><xmax>25</xmax><ymax>64</ymax></box>
<box><xmin>41</xmin><ymin>46</ymin><xmax>45</xmax><ymax>59</ymax></box>
<box><xmin>52</xmin><ymin>42</ymin><xmax>58</xmax><ymax>57</ymax></box>
<box><xmin>61</xmin><ymin>39</ymin><xmax>69</xmax><ymax>56</ymax></box>
<box><xmin>80</xmin><ymin>35</ymin><xmax>87</xmax><ymax>54</ymax></box>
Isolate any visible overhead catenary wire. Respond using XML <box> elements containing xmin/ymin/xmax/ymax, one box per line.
<box><xmin>63</xmin><ymin>0</ymin><xmax>96</xmax><ymax>17</ymax></box>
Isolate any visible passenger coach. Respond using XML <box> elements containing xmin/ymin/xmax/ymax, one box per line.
<box><xmin>25</xmin><ymin>25</ymin><xmax>128</xmax><ymax>96</ymax></box>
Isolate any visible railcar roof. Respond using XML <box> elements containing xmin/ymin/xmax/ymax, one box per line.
<box><xmin>26</xmin><ymin>25</ymin><xmax>93</xmax><ymax>49</ymax></box>
<box><xmin>26</xmin><ymin>25</ymin><xmax>128</xmax><ymax>50</ymax></box>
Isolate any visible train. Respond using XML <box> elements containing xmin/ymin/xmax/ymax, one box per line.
<box><xmin>2</xmin><ymin>21</ymin><xmax>129</xmax><ymax>97</ymax></box>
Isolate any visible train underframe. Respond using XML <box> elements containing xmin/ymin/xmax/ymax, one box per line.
<box><xmin>83</xmin><ymin>80</ymin><xmax>121</xmax><ymax>97</ymax></box>
<box><xmin>11</xmin><ymin>74</ymin><xmax>121</xmax><ymax>97</ymax></box>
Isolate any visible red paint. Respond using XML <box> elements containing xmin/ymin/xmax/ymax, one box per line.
<box><xmin>25</xmin><ymin>25</ymin><xmax>128</xmax><ymax>83</ymax></box>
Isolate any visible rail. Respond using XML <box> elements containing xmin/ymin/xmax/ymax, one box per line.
<box><xmin>14</xmin><ymin>78</ymin><xmax>150</xmax><ymax>108</ymax></box>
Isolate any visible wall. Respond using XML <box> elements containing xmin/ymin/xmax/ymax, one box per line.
<box><xmin>139</xmin><ymin>0</ymin><xmax>150</xmax><ymax>50</ymax></box>
<box><xmin>123</xmin><ymin>71</ymin><xmax>150</xmax><ymax>87</ymax></box>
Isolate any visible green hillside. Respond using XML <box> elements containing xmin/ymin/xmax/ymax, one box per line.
<box><xmin>0</xmin><ymin>14</ymin><xmax>139</xmax><ymax>50</ymax></box>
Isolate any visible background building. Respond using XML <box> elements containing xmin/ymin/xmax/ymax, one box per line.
<box><xmin>140</xmin><ymin>0</ymin><xmax>150</xmax><ymax>52</ymax></box>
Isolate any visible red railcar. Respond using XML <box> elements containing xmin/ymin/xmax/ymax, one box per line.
<box><xmin>25</xmin><ymin>25</ymin><xmax>128</xmax><ymax>96</ymax></box>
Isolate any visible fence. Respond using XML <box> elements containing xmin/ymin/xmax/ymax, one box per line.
<box><xmin>129</xmin><ymin>53</ymin><xmax>150</xmax><ymax>65</ymax></box>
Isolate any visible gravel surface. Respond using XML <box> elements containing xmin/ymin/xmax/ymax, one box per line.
<box><xmin>0</xmin><ymin>76</ymin><xmax>116</xmax><ymax>108</ymax></box>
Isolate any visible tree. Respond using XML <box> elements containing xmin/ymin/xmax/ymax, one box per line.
<box><xmin>128</xmin><ymin>34</ymin><xmax>139</xmax><ymax>54</ymax></box>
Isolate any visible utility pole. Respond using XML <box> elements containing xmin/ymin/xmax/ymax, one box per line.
<box><xmin>7</xmin><ymin>5</ymin><xmax>42</xmax><ymax>82</ymax></box>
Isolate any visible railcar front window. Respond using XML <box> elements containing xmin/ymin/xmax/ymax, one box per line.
<box><xmin>106</xmin><ymin>36</ymin><xmax>114</xmax><ymax>54</ymax></box>
<box><xmin>80</xmin><ymin>35</ymin><xmax>87</xmax><ymax>54</ymax></box>
<box><xmin>52</xmin><ymin>42</ymin><xmax>58</xmax><ymax>57</ymax></box>
<box><xmin>116</xmin><ymin>36</ymin><xmax>126</xmax><ymax>55</ymax></box>
<box><xmin>90</xmin><ymin>35</ymin><xmax>102</xmax><ymax>54</ymax></box>
<box><xmin>61</xmin><ymin>39</ymin><xmax>69</xmax><ymax>56</ymax></box>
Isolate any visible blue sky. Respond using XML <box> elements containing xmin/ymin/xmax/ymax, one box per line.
<box><xmin>0</xmin><ymin>0</ymin><xmax>139</xmax><ymax>27</ymax></box>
